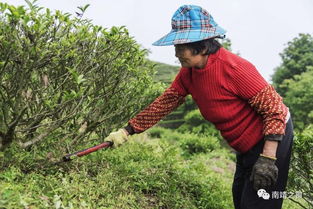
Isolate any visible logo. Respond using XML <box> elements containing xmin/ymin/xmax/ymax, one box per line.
<box><xmin>257</xmin><ymin>189</ymin><xmax>303</xmax><ymax>200</ymax></box>
<box><xmin>257</xmin><ymin>189</ymin><xmax>270</xmax><ymax>200</ymax></box>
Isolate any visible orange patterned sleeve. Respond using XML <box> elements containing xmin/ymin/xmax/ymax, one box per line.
<box><xmin>128</xmin><ymin>87</ymin><xmax>185</xmax><ymax>133</ymax></box>
<box><xmin>248</xmin><ymin>85</ymin><xmax>288</xmax><ymax>136</ymax></box>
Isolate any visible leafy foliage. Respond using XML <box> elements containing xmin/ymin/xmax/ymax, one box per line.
<box><xmin>177</xmin><ymin>109</ymin><xmax>220</xmax><ymax>138</ymax></box>
<box><xmin>150</xmin><ymin>61</ymin><xmax>180</xmax><ymax>85</ymax></box>
<box><xmin>148</xmin><ymin>126</ymin><xmax>223</xmax><ymax>158</ymax></box>
<box><xmin>271</xmin><ymin>33</ymin><xmax>313</xmax><ymax>96</ymax></box>
<box><xmin>0</xmin><ymin>134</ymin><xmax>234</xmax><ymax>209</ymax></box>
<box><xmin>281</xmin><ymin>67</ymin><xmax>313</xmax><ymax>129</ymax></box>
<box><xmin>288</xmin><ymin>125</ymin><xmax>313</xmax><ymax>208</ymax></box>
<box><xmin>0</xmin><ymin>2</ymin><xmax>162</xmax><ymax>151</ymax></box>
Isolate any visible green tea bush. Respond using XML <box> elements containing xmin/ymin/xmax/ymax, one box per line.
<box><xmin>177</xmin><ymin>109</ymin><xmax>220</xmax><ymax>138</ymax></box>
<box><xmin>0</xmin><ymin>137</ymin><xmax>234</xmax><ymax>209</ymax></box>
<box><xmin>0</xmin><ymin>1</ymin><xmax>162</xmax><ymax>151</ymax></box>
<box><xmin>148</xmin><ymin>126</ymin><xmax>180</xmax><ymax>140</ymax></box>
<box><xmin>148</xmin><ymin>127</ymin><xmax>222</xmax><ymax>157</ymax></box>
<box><xmin>287</xmin><ymin>125</ymin><xmax>313</xmax><ymax>208</ymax></box>
<box><xmin>177</xmin><ymin>133</ymin><xmax>221</xmax><ymax>157</ymax></box>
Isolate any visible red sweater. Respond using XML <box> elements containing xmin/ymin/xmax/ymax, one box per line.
<box><xmin>129</xmin><ymin>47</ymin><xmax>288</xmax><ymax>153</ymax></box>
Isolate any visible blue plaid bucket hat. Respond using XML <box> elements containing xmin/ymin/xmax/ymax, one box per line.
<box><xmin>153</xmin><ymin>5</ymin><xmax>226</xmax><ymax>46</ymax></box>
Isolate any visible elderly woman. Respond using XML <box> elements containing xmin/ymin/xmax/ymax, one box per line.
<box><xmin>105</xmin><ymin>5</ymin><xmax>293</xmax><ymax>209</ymax></box>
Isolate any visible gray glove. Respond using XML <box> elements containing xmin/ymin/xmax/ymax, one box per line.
<box><xmin>250</xmin><ymin>154</ymin><xmax>278</xmax><ymax>191</ymax></box>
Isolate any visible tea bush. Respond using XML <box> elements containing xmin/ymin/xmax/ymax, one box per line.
<box><xmin>0</xmin><ymin>1</ymin><xmax>163</xmax><ymax>151</ymax></box>
<box><xmin>0</xmin><ymin>135</ymin><xmax>234</xmax><ymax>209</ymax></box>
<box><xmin>287</xmin><ymin>125</ymin><xmax>313</xmax><ymax>208</ymax></box>
<box><xmin>148</xmin><ymin>127</ymin><xmax>224</xmax><ymax>158</ymax></box>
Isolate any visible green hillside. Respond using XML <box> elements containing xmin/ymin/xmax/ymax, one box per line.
<box><xmin>150</xmin><ymin>61</ymin><xmax>180</xmax><ymax>84</ymax></box>
<box><xmin>150</xmin><ymin>61</ymin><xmax>188</xmax><ymax>128</ymax></box>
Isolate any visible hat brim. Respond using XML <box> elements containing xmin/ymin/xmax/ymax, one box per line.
<box><xmin>152</xmin><ymin>26</ymin><xmax>226</xmax><ymax>46</ymax></box>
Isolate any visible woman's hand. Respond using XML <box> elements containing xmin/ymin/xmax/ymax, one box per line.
<box><xmin>250</xmin><ymin>154</ymin><xmax>278</xmax><ymax>190</ymax></box>
<box><xmin>104</xmin><ymin>129</ymin><xmax>129</xmax><ymax>148</ymax></box>
<box><xmin>250</xmin><ymin>140</ymin><xmax>279</xmax><ymax>190</ymax></box>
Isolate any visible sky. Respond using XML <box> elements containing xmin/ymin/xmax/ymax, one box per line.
<box><xmin>2</xmin><ymin>0</ymin><xmax>313</xmax><ymax>82</ymax></box>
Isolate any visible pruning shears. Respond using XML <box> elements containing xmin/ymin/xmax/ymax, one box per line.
<box><xmin>62</xmin><ymin>141</ymin><xmax>113</xmax><ymax>162</ymax></box>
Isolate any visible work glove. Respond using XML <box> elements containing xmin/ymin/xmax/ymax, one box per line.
<box><xmin>250</xmin><ymin>154</ymin><xmax>278</xmax><ymax>191</ymax></box>
<box><xmin>104</xmin><ymin>129</ymin><xmax>129</xmax><ymax>148</ymax></box>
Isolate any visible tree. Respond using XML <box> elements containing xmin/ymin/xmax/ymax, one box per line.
<box><xmin>281</xmin><ymin>67</ymin><xmax>313</xmax><ymax>130</ymax></box>
<box><xmin>0</xmin><ymin>2</ymin><xmax>161</xmax><ymax>151</ymax></box>
<box><xmin>271</xmin><ymin>33</ymin><xmax>313</xmax><ymax>97</ymax></box>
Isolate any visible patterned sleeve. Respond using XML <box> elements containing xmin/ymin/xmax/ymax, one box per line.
<box><xmin>248</xmin><ymin>85</ymin><xmax>288</xmax><ymax>136</ymax></box>
<box><xmin>128</xmin><ymin>87</ymin><xmax>185</xmax><ymax>133</ymax></box>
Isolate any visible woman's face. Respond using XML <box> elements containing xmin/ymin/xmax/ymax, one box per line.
<box><xmin>175</xmin><ymin>46</ymin><xmax>208</xmax><ymax>69</ymax></box>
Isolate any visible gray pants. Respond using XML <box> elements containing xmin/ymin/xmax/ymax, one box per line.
<box><xmin>232</xmin><ymin>118</ymin><xmax>294</xmax><ymax>209</ymax></box>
